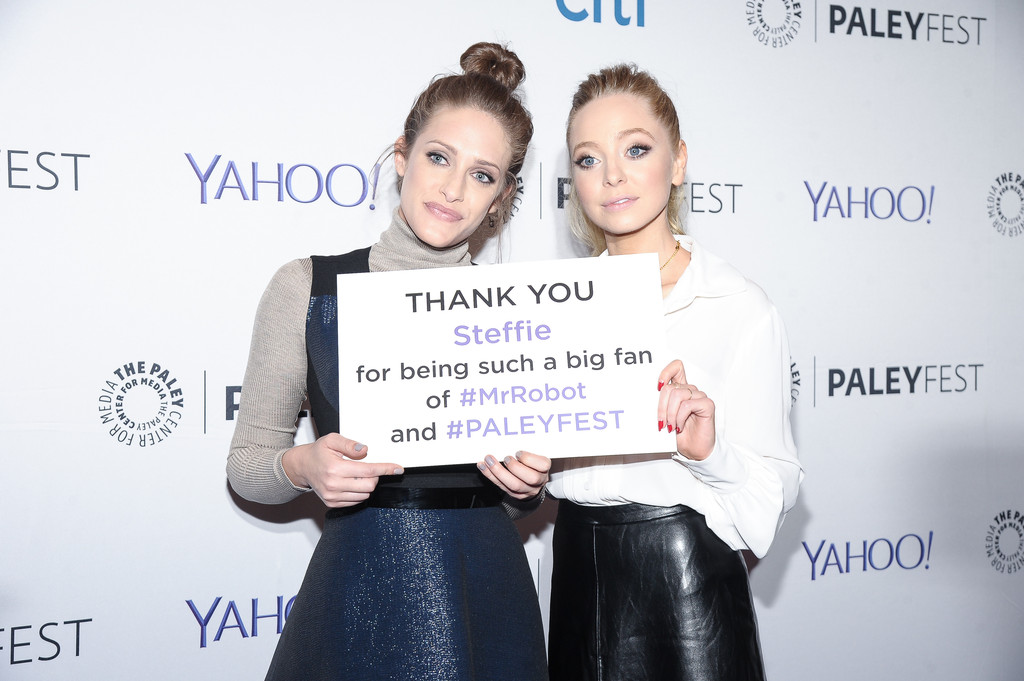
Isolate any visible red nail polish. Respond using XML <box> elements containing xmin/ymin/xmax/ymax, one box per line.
<box><xmin>675</xmin><ymin>426</ymin><xmax>681</xmax><ymax>434</ymax></box>
<box><xmin>657</xmin><ymin>381</ymin><xmax>664</xmax><ymax>391</ymax></box>
<box><xmin>658</xmin><ymin>420</ymin><xmax>664</xmax><ymax>430</ymax></box>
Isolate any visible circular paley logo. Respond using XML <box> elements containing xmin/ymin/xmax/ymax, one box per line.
<box><xmin>97</xmin><ymin>361</ymin><xmax>184</xmax><ymax>447</ymax></box>
<box><xmin>790</xmin><ymin>359</ymin><xmax>801</xmax><ymax>406</ymax></box>
<box><xmin>987</xmin><ymin>172</ymin><xmax>1024</xmax><ymax>237</ymax></box>
<box><xmin>985</xmin><ymin>510</ymin><xmax>1024</xmax><ymax>575</ymax></box>
<box><xmin>746</xmin><ymin>0</ymin><xmax>803</xmax><ymax>48</ymax></box>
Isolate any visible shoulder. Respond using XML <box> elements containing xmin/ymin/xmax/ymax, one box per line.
<box><xmin>312</xmin><ymin>247</ymin><xmax>372</xmax><ymax>272</ymax></box>
<box><xmin>686</xmin><ymin>238</ymin><xmax>779</xmax><ymax>321</ymax></box>
<box><xmin>269</xmin><ymin>258</ymin><xmax>313</xmax><ymax>290</ymax></box>
<box><xmin>258</xmin><ymin>258</ymin><xmax>313</xmax><ymax>317</ymax></box>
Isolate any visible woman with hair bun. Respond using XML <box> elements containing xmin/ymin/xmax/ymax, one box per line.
<box><xmin>547</xmin><ymin>64</ymin><xmax>803</xmax><ymax>681</ymax></box>
<box><xmin>228</xmin><ymin>42</ymin><xmax>548</xmax><ymax>681</ymax></box>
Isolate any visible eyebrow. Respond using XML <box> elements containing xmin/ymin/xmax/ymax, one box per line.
<box><xmin>571</xmin><ymin>127</ymin><xmax>656</xmax><ymax>157</ymax></box>
<box><xmin>428</xmin><ymin>139</ymin><xmax>502</xmax><ymax>173</ymax></box>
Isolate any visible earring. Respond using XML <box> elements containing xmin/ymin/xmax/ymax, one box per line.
<box><xmin>489</xmin><ymin>215</ymin><xmax>496</xmax><ymax>229</ymax></box>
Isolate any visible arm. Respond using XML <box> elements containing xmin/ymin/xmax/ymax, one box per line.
<box><xmin>227</xmin><ymin>259</ymin><xmax>405</xmax><ymax>507</ymax></box>
<box><xmin>662</xmin><ymin>304</ymin><xmax>803</xmax><ymax>558</ymax></box>
<box><xmin>227</xmin><ymin>260</ymin><xmax>314</xmax><ymax>504</ymax></box>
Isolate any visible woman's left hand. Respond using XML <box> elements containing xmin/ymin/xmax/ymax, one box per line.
<box><xmin>478</xmin><ymin>450</ymin><xmax>551</xmax><ymax>500</ymax></box>
<box><xmin>658</xmin><ymin>359</ymin><xmax>716</xmax><ymax>461</ymax></box>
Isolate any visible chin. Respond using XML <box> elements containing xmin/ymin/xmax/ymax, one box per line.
<box><xmin>412</xmin><ymin>227</ymin><xmax>461</xmax><ymax>250</ymax></box>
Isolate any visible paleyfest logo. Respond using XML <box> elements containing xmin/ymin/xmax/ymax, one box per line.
<box><xmin>97</xmin><ymin>361</ymin><xmax>184</xmax><ymax>447</ymax></box>
<box><xmin>985</xmin><ymin>509</ymin><xmax>1024</xmax><ymax>575</ymax></box>
<box><xmin>746</xmin><ymin>0</ymin><xmax>803</xmax><ymax>48</ymax></box>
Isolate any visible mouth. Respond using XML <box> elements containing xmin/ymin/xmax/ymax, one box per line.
<box><xmin>425</xmin><ymin>202</ymin><xmax>463</xmax><ymax>222</ymax></box>
<box><xmin>602</xmin><ymin>196</ymin><xmax>637</xmax><ymax>211</ymax></box>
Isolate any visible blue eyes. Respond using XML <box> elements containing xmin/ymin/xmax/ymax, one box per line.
<box><xmin>573</xmin><ymin>144</ymin><xmax>652</xmax><ymax>169</ymax></box>
<box><xmin>427</xmin><ymin>152</ymin><xmax>494</xmax><ymax>184</ymax></box>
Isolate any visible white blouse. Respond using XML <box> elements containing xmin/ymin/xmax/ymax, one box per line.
<box><xmin>547</xmin><ymin>236</ymin><xmax>804</xmax><ymax>558</ymax></box>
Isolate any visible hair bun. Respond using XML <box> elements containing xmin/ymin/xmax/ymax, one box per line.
<box><xmin>459</xmin><ymin>42</ymin><xmax>526</xmax><ymax>91</ymax></box>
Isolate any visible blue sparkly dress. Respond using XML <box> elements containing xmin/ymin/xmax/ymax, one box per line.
<box><xmin>264</xmin><ymin>249</ymin><xmax>548</xmax><ymax>681</ymax></box>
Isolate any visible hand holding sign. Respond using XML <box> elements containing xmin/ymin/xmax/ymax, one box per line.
<box><xmin>477</xmin><ymin>450</ymin><xmax>551</xmax><ymax>500</ymax></box>
<box><xmin>282</xmin><ymin>433</ymin><xmax>405</xmax><ymax>507</ymax></box>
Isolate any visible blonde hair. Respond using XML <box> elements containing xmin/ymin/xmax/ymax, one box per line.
<box><xmin>398</xmin><ymin>42</ymin><xmax>533</xmax><ymax>231</ymax></box>
<box><xmin>565</xmin><ymin>64</ymin><xmax>686</xmax><ymax>255</ymax></box>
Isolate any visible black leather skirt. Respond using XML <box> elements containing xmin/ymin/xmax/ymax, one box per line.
<box><xmin>548</xmin><ymin>502</ymin><xmax>766</xmax><ymax>681</ymax></box>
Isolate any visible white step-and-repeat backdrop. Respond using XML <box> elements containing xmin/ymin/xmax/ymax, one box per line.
<box><xmin>2</xmin><ymin>1</ymin><xmax>1022</xmax><ymax>678</ymax></box>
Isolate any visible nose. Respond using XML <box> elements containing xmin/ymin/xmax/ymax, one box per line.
<box><xmin>603</xmin><ymin>158</ymin><xmax>625</xmax><ymax>186</ymax></box>
<box><xmin>440</xmin><ymin>174</ymin><xmax>465</xmax><ymax>202</ymax></box>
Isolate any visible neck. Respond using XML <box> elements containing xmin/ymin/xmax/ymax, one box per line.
<box><xmin>605</xmin><ymin>228</ymin><xmax>678</xmax><ymax>259</ymax></box>
<box><xmin>368</xmin><ymin>208</ymin><xmax>473</xmax><ymax>272</ymax></box>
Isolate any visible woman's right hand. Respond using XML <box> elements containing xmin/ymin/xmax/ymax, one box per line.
<box><xmin>282</xmin><ymin>433</ymin><xmax>403</xmax><ymax>508</ymax></box>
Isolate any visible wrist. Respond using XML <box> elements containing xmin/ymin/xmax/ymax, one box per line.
<box><xmin>282</xmin><ymin>443</ymin><xmax>311</xmax><ymax>488</ymax></box>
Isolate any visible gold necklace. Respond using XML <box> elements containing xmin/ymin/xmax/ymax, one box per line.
<box><xmin>660</xmin><ymin>241</ymin><xmax>681</xmax><ymax>271</ymax></box>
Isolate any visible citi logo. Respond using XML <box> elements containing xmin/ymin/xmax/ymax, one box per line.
<box><xmin>556</xmin><ymin>0</ymin><xmax>644</xmax><ymax>27</ymax></box>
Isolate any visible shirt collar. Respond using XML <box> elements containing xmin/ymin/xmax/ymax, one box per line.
<box><xmin>663</xmin><ymin>236</ymin><xmax>747</xmax><ymax>311</ymax></box>
<box><xmin>598</xmin><ymin>235</ymin><xmax>746</xmax><ymax>310</ymax></box>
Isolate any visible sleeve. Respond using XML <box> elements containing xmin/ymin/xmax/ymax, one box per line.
<box><xmin>676</xmin><ymin>300</ymin><xmax>804</xmax><ymax>558</ymax></box>
<box><xmin>501</xmin><ymin>488</ymin><xmax>547</xmax><ymax>521</ymax></box>
<box><xmin>226</xmin><ymin>259</ymin><xmax>314</xmax><ymax>504</ymax></box>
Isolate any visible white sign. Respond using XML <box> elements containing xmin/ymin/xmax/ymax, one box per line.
<box><xmin>337</xmin><ymin>254</ymin><xmax>674</xmax><ymax>466</ymax></box>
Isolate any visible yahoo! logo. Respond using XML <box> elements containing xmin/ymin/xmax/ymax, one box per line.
<box><xmin>804</xmin><ymin>181</ymin><xmax>935</xmax><ymax>223</ymax></box>
<box><xmin>556</xmin><ymin>0</ymin><xmax>644</xmax><ymax>26</ymax></box>
<box><xmin>186</xmin><ymin>595</ymin><xmax>297</xmax><ymax>648</ymax></box>
<box><xmin>185</xmin><ymin>153</ymin><xmax>384</xmax><ymax>208</ymax></box>
<box><xmin>803</xmin><ymin>532</ymin><xmax>934</xmax><ymax>581</ymax></box>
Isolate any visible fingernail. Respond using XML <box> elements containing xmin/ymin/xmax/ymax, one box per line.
<box><xmin>504</xmin><ymin>456</ymin><xmax>513</xmax><ymax>465</ymax></box>
<box><xmin>675</xmin><ymin>426</ymin><xmax>681</xmax><ymax>434</ymax></box>
<box><xmin>477</xmin><ymin>462</ymin><xmax>486</xmax><ymax>472</ymax></box>
<box><xmin>393</xmin><ymin>467</ymin><xmax>404</xmax><ymax>475</ymax></box>
<box><xmin>657</xmin><ymin>381</ymin><xmax>664</xmax><ymax>391</ymax></box>
<box><xmin>354</xmin><ymin>443</ymin><xmax>365</xmax><ymax>452</ymax></box>
<box><xmin>658</xmin><ymin>420</ymin><xmax>664</xmax><ymax>430</ymax></box>
<box><xmin>485</xmin><ymin>455</ymin><xmax>498</xmax><ymax>467</ymax></box>
<box><xmin>515</xmin><ymin>450</ymin><xmax>524</xmax><ymax>459</ymax></box>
